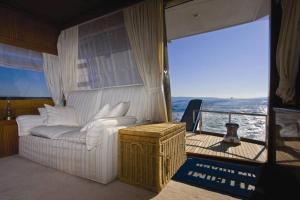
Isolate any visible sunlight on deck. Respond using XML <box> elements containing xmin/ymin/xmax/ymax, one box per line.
<box><xmin>186</xmin><ymin>133</ymin><xmax>267</xmax><ymax>163</ymax></box>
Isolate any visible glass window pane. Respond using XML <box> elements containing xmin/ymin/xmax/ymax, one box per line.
<box><xmin>0</xmin><ymin>66</ymin><xmax>49</xmax><ymax>97</ymax></box>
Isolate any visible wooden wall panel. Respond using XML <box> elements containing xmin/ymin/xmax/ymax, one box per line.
<box><xmin>0</xmin><ymin>99</ymin><xmax>54</xmax><ymax>120</ymax></box>
<box><xmin>0</xmin><ymin>6</ymin><xmax>59</xmax><ymax>54</ymax></box>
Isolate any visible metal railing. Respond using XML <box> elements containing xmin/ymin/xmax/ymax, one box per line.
<box><xmin>193</xmin><ymin>109</ymin><xmax>268</xmax><ymax>136</ymax></box>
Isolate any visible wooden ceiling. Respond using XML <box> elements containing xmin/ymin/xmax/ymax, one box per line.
<box><xmin>0</xmin><ymin>0</ymin><xmax>143</xmax><ymax>29</ymax></box>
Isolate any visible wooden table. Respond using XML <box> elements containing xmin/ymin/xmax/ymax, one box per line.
<box><xmin>0</xmin><ymin>120</ymin><xmax>18</xmax><ymax>158</ymax></box>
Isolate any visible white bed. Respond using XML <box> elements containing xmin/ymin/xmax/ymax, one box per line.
<box><xmin>17</xmin><ymin>85</ymin><xmax>149</xmax><ymax>184</ymax></box>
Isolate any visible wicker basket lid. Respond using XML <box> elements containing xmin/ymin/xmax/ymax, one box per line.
<box><xmin>121</xmin><ymin>123</ymin><xmax>185</xmax><ymax>137</ymax></box>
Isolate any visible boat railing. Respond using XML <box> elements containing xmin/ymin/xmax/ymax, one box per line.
<box><xmin>193</xmin><ymin>109</ymin><xmax>268</xmax><ymax>136</ymax></box>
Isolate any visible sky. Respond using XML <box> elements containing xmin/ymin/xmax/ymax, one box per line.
<box><xmin>0</xmin><ymin>67</ymin><xmax>49</xmax><ymax>97</ymax></box>
<box><xmin>168</xmin><ymin>17</ymin><xmax>270</xmax><ymax>98</ymax></box>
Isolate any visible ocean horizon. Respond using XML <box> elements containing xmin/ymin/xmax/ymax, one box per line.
<box><xmin>172</xmin><ymin>96</ymin><xmax>268</xmax><ymax>141</ymax></box>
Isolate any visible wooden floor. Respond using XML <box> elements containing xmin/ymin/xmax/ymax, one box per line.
<box><xmin>186</xmin><ymin>133</ymin><xmax>267</xmax><ymax>163</ymax></box>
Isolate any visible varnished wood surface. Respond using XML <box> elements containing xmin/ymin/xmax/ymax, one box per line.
<box><xmin>186</xmin><ymin>133</ymin><xmax>267</xmax><ymax>163</ymax></box>
<box><xmin>0</xmin><ymin>120</ymin><xmax>18</xmax><ymax>157</ymax></box>
<box><xmin>0</xmin><ymin>6</ymin><xmax>59</xmax><ymax>54</ymax></box>
<box><xmin>0</xmin><ymin>99</ymin><xmax>53</xmax><ymax>120</ymax></box>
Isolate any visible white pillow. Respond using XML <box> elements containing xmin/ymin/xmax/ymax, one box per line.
<box><xmin>106</xmin><ymin>102</ymin><xmax>130</xmax><ymax>117</ymax></box>
<box><xmin>38</xmin><ymin>107</ymin><xmax>47</xmax><ymax>119</ymax></box>
<box><xmin>81</xmin><ymin>116</ymin><xmax>137</xmax><ymax>132</ymax></box>
<box><xmin>44</xmin><ymin>104</ymin><xmax>79</xmax><ymax>126</ymax></box>
<box><xmin>92</xmin><ymin>104</ymin><xmax>111</xmax><ymax>120</ymax></box>
<box><xmin>38</xmin><ymin>107</ymin><xmax>48</xmax><ymax>123</ymax></box>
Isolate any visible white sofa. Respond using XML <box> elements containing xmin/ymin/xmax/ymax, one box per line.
<box><xmin>16</xmin><ymin>85</ymin><xmax>148</xmax><ymax>184</ymax></box>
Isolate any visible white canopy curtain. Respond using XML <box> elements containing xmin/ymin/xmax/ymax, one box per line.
<box><xmin>276</xmin><ymin>0</ymin><xmax>300</xmax><ymax>104</ymax></box>
<box><xmin>77</xmin><ymin>11</ymin><xmax>142</xmax><ymax>89</ymax></box>
<box><xmin>43</xmin><ymin>53</ymin><xmax>63</xmax><ymax>105</ymax></box>
<box><xmin>57</xmin><ymin>26</ymin><xmax>79</xmax><ymax>97</ymax></box>
<box><xmin>124</xmin><ymin>0</ymin><xmax>168</xmax><ymax>122</ymax></box>
<box><xmin>0</xmin><ymin>42</ymin><xmax>43</xmax><ymax>71</ymax></box>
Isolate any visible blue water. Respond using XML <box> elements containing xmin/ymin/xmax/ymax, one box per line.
<box><xmin>172</xmin><ymin>97</ymin><xmax>268</xmax><ymax>141</ymax></box>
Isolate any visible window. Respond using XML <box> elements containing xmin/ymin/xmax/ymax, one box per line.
<box><xmin>77</xmin><ymin>12</ymin><xmax>142</xmax><ymax>89</ymax></box>
<box><xmin>0</xmin><ymin>43</ymin><xmax>49</xmax><ymax>97</ymax></box>
<box><xmin>0</xmin><ymin>67</ymin><xmax>49</xmax><ymax>97</ymax></box>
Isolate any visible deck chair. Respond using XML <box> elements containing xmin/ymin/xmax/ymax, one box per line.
<box><xmin>180</xmin><ymin>99</ymin><xmax>202</xmax><ymax>133</ymax></box>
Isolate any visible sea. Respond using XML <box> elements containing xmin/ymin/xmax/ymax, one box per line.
<box><xmin>172</xmin><ymin>97</ymin><xmax>268</xmax><ymax>141</ymax></box>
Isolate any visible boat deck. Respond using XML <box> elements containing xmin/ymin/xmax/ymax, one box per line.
<box><xmin>186</xmin><ymin>133</ymin><xmax>267</xmax><ymax>163</ymax></box>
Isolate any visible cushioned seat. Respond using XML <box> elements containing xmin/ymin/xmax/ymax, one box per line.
<box><xmin>57</xmin><ymin>130</ymin><xmax>86</xmax><ymax>144</ymax></box>
<box><xmin>30</xmin><ymin>125</ymin><xmax>81</xmax><ymax>139</ymax></box>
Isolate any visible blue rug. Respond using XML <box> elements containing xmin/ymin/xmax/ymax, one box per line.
<box><xmin>172</xmin><ymin>157</ymin><xmax>262</xmax><ymax>199</ymax></box>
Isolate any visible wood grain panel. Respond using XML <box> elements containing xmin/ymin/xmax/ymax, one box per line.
<box><xmin>0</xmin><ymin>120</ymin><xmax>18</xmax><ymax>157</ymax></box>
<box><xmin>0</xmin><ymin>6</ymin><xmax>59</xmax><ymax>54</ymax></box>
<box><xmin>0</xmin><ymin>99</ymin><xmax>53</xmax><ymax>120</ymax></box>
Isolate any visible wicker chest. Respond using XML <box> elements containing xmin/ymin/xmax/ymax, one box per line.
<box><xmin>118</xmin><ymin>123</ymin><xmax>186</xmax><ymax>192</ymax></box>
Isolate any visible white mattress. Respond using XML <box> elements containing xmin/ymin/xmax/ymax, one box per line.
<box><xmin>19</xmin><ymin>134</ymin><xmax>118</xmax><ymax>184</ymax></box>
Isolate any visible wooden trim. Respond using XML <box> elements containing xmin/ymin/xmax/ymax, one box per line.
<box><xmin>163</xmin><ymin>2</ymin><xmax>173</xmax><ymax>122</ymax></box>
<box><xmin>0</xmin><ymin>98</ymin><xmax>54</xmax><ymax>119</ymax></box>
<box><xmin>0</xmin><ymin>120</ymin><xmax>17</xmax><ymax>126</ymax></box>
<box><xmin>0</xmin><ymin>97</ymin><xmax>52</xmax><ymax>100</ymax></box>
<box><xmin>268</xmin><ymin>0</ymin><xmax>282</xmax><ymax>165</ymax></box>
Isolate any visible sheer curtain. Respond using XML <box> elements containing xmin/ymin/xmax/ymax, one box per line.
<box><xmin>124</xmin><ymin>0</ymin><xmax>168</xmax><ymax>122</ymax></box>
<box><xmin>276</xmin><ymin>0</ymin><xmax>300</xmax><ymax>104</ymax></box>
<box><xmin>77</xmin><ymin>11</ymin><xmax>142</xmax><ymax>89</ymax></box>
<box><xmin>57</xmin><ymin>26</ymin><xmax>79</xmax><ymax>97</ymax></box>
<box><xmin>43</xmin><ymin>53</ymin><xmax>63</xmax><ymax>105</ymax></box>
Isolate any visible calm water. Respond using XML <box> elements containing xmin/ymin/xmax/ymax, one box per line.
<box><xmin>172</xmin><ymin>97</ymin><xmax>268</xmax><ymax>141</ymax></box>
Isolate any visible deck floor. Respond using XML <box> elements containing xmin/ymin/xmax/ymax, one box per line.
<box><xmin>186</xmin><ymin>133</ymin><xmax>267</xmax><ymax>163</ymax></box>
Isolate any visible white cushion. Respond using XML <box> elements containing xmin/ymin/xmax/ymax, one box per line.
<box><xmin>106</xmin><ymin>102</ymin><xmax>130</xmax><ymax>117</ymax></box>
<box><xmin>30</xmin><ymin>125</ymin><xmax>80</xmax><ymax>139</ymax></box>
<box><xmin>57</xmin><ymin>129</ymin><xmax>86</xmax><ymax>144</ymax></box>
<box><xmin>38</xmin><ymin>107</ymin><xmax>47</xmax><ymax>118</ymax></box>
<box><xmin>86</xmin><ymin>126</ymin><xmax>126</xmax><ymax>150</ymax></box>
<box><xmin>16</xmin><ymin>115</ymin><xmax>46</xmax><ymax>136</ymax></box>
<box><xmin>44</xmin><ymin>104</ymin><xmax>79</xmax><ymax>126</ymax></box>
<box><xmin>81</xmin><ymin>116</ymin><xmax>137</xmax><ymax>132</ymax></box>
<box><xmin>92</xmin><ymin>104</ymin><xmax>111</xmax><ymax>120</ymax></box>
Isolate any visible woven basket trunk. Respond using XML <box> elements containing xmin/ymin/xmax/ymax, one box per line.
<box><xmin>118</xmin><ymin>123</ymin><xmax>186</xmax><ymax>192</ymax></box>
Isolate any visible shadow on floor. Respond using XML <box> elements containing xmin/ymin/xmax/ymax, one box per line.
<box><xmin>250</xmin><ymin>164</ymin><xmax>300</xmax><ymax>200</ymax></box>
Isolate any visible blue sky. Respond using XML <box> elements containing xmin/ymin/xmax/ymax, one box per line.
<box><xmin>168</xmin><ymin>17</ymin><xmax>270</xmax><ymax>98</ymax></box>
<box><xmin>0</xmin><ymin>67</ymin><xmax>49</xmax><ymax>97</ymax></box>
